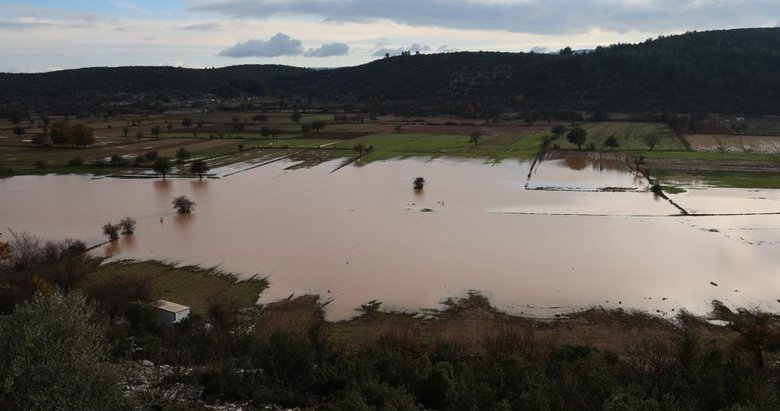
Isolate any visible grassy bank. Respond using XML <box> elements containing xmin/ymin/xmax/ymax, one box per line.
<box><xmin>82</xmin><ymin>260</ymin><xmax>267</xmax><ymax>314</ymax></box>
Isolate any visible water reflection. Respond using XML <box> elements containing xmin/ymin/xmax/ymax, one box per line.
<box><xmin>190</xmin><ymin>179</ymin><xmax>209</xmax><ymax>193</ymax></box>
<box><xmin>564</xmin><ymin>155</ymin><xmax>587</xmax><ymax>171</ymax></box>
<box><xmin>102</xmin><ymin>235</ymin><xmax>137</xmax><ymax>257</ymax></box>
<box><xmin>173</xmin><ymin>213</ymin><xmax>194</xmax><ymax>232</ymax></box>
<box><xmin>153</xmin><ymin>180</ymin><xmax>172</xmax><ymax>197</ymax></box>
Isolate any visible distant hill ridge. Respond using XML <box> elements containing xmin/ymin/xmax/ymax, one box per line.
<box><xmin>2</xmin><ymin>27</ymin><xmax>779</xmax><ymax>115</ymax></box>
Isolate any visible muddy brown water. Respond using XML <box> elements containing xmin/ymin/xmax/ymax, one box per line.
<box><xmin>2</xmin><ymin>158</ymin><xmax>780</xmax><ymax>320</ymax></box>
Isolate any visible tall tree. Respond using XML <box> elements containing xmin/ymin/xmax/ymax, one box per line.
<box><xmin>189</xmin><ymin>159</ymin><xmax>210</xmax><ymax>180</ymax></box>
<box><xmin>153</xmin><ymin>157</ymin><xmax>172</xmax><ymax>180</ymax></box>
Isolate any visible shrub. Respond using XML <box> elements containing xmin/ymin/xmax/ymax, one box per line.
<box><xmin>118</xmin><ymin>217</ymin><xmax>136</xmax><ymax>235</ymax></box>
<box><xmin>68</xmin><ymin>157</ymin><xmax>83</xmax><ymax>166</ymax></box>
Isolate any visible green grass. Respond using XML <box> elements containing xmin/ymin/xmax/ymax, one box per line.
<box><xmin>83</xmin><ymin>260</ymin><xmax>268</xmax><ymax>314</ymax></box>
<box><xmin>553</xmin><ymin>122</ymin><xmax>683</xmax><ymax>151</ymax></box>
<box><xmin>333</xmin><ymin>132</ymin><xmax>546</xmax><ymax>163</ymax></box>
<box><xmin>638</xmin><ymin>150</ymin><xmax>780</xmax><ymax>161</ymax></box>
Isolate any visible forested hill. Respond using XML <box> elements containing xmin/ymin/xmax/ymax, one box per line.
<box><xmin>2</xmin><ymin>27</ymin><xmax>780</xmax><ymax>115</ymax></box>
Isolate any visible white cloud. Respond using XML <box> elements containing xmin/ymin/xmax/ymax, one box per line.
<box><xmin>304</xmin><ymin>42</ymin><xmax>350</xmax><ymax>57</ymax></box>
<box><xmin>218</xmin><ymin>33</ymin><xmax>303</xmax><ymax>58</ymax></box>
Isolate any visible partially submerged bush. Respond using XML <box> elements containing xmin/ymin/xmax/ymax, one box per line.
<box><xmin>413</xmin><ymin>177</ymin><xmax>425</xmax><ymax>190</ymax></box>
<box><xmin>172</xmin><ymin>195</ymin><xmax>196</xmax><ymax>214</ymax></box>
<box><xmin>118</xmin><ymin>217</ymin><xmax>136</xmax><ymax>235</ymax></box>
<box><xmin>102</xmin><ymin>223</ymin><xmax>119</xmax><ymax>241</ymax></box>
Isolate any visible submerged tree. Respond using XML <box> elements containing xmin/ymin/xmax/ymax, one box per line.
<box><xmin>413</xmin><ymin>177</ymin><xmax>426</xmax><ymax>190</ymax></box>
<box><xmin>189</xmin><ymin>159</ymin><xmax>210</xmax><ymax>179</ymax></box>
<box><xmin>102</xmin><ymin>223</ymin><xmax>119</xmax><ymax>241</ymax></box>
<box><xmin>118</xmin><ymin>217</ymin><xmax>136</xmax><ymax>235</ymax></box>
<box><xmin>153</xmin><ymin>157</ymin><xmax>172</xmax><ymax>180</ymax></box>
<box><xmin>172</xmin><ymin>195</ymin><xmax>196</xmax><ymax>214</ymax></box>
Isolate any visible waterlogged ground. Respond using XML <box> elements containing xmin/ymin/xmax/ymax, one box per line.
<box><xmin>2</xmin><ymin>157</ymin><xmax>780</xmax><ymax>320</ymax></box>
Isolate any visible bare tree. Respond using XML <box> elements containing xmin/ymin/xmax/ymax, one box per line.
<box><xmin>642</xmin><ymin>134</ymin><xmax>660</xmax><ymax>151</ymax></box>
<box><xmin>102</xmin><ymin>223</ymin><xmax>119</xmax><ymax>242</ymax></box>
<box><xmin>119</xmin><ymin>217</ymin><xmax>136</xmax><ymax>235</ymax></box>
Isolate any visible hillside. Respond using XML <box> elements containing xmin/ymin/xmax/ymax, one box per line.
<box><xmin>2</xmin><ymin>27</ymin><xmax>780</xmax><ymax>116</ymax></box>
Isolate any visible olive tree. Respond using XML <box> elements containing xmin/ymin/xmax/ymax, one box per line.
<box><xmin>189</xmin><ymin>159</ymin><xmax>210</xmax><ymax>179</ymax></box>
<box><xmin>153</xmin><ymin>157</ymin><xmax>172</xmax><ymax>180</ymax></box>
<box><xmin>603</xmin><ymin>135</ymin><xmax>620</xmax><ymax>150</ymax></box>
<box><xmin>172</xmin><ymin>195</ymin><xmax>196</xmax><ymax>214</ymax></box>
<box><xmin>551</xmin><ymin>125</ymin><xmax>567</xmax><ymax>138</ymax></box>
<box><xmin>566</xmin><ymin>126</ymin><xmax>588</xmax><ymax>150</ymax></box>
<box><xmin>0</xmin><ymin>291</ymin><xmax>124</xmax><ymax>409</ymax></box>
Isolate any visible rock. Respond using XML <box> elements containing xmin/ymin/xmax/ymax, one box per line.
<box><xmin>710</xmin><ymin>281</ymin><xmax>718</xmax><ymax>286</ymax></box>
<box><xmin>140</xmin><ymin>359</ymin><xmax>154</xmax><ymax>367</ymax></box>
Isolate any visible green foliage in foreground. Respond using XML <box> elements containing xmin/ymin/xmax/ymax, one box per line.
<box><xmin>125</xmin><ymin>313</ymin><xmax>780</xmax><ymax>410</ymax></box>
<box><xmin>1</xmin><ymin>277</ymin><xmax>780</xmax><ymax>410</ymax></box>
<box><xmin>0</xmin><ymin>290</ymin><xmax>124</xmax><ymax>409</ymax></box>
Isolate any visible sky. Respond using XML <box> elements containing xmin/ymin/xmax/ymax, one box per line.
<box><xmin>0</xmin><ymin>0</ymin><xmax>778</xmax><ymax>72</ymax></box>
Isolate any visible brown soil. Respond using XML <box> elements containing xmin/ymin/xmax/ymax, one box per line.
<box><xmin>400</xmin><ymin>123</ymin><xmax>546</xmax><ymax>135</ymax></box>
<box><xmin>255</xmin><ymin>295</ymin><xmax>734</xmax><ymax>355</ymax></box>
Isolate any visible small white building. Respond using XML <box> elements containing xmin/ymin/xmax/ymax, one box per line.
<box><xmin>153</xmin><ymin>300</ymin><xmax>191</xmax><ymax>325</ymax></box>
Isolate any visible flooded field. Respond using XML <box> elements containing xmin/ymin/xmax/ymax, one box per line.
<box><xmin>2</xmin><ymin>157</ymin><xmax>780</xmax><ymax>320</ymax></box>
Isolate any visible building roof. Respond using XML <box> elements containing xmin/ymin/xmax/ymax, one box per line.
<box><xmin>154</xmin><ymin>299</ymin><xmax>190</xmax><ymax>313</ymax></box>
